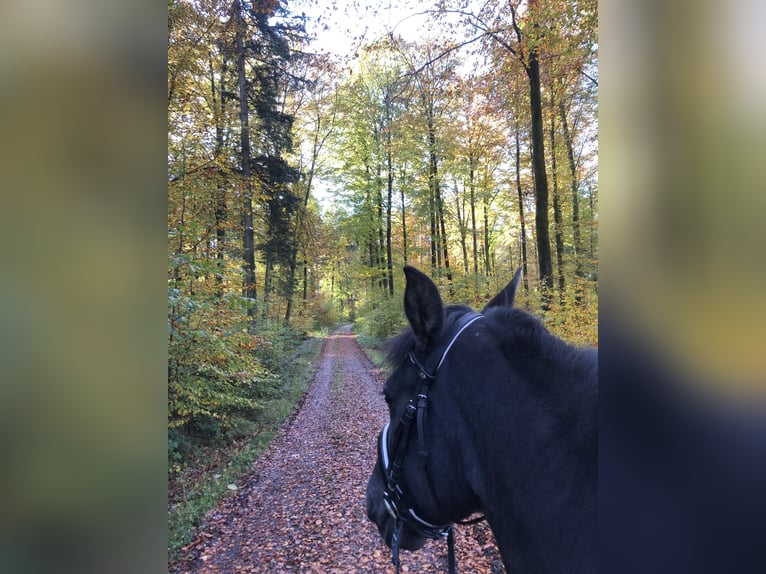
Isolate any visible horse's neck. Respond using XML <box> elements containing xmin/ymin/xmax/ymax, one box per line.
<box><xmin>476</xmin><ymin>350</ymin><xmax>597</xmax><ymax>573</ymax></box>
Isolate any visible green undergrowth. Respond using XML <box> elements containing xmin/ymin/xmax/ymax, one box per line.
<box><xmin>355</xmin><ymin>330</ymin><xmax>388</xmax><ymax>372</ymax></box>
<box><xmin>168</xmin><ymin>334</ymin><xmax>324</xmax><ymax>562</ymax></box>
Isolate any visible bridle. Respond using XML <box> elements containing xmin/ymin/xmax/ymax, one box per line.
<box><xmin>377</xmin><ymin>311</ymin><xmax>485</xmax><ymax>574</ymax></box>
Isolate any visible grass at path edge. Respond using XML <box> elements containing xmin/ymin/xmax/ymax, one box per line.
<box><xmin>354</xmin><ymin>331</ymin><xmax>387</xmax><ymax>371</ymax></box>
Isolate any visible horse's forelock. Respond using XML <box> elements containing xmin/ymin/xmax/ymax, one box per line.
<box><xmin>383</xmin><ymin>326</ymin><xmax>415</xmax><ymax>370</ymax></box>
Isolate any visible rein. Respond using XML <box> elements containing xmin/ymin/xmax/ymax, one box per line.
<box><xmin>379</xmin><ymin>312</ymin><xmax>485</xmax><ymax>574</ymax></box>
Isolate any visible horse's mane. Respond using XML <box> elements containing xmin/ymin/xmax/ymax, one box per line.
<box><xmin>385</xmin><ymin>304</ymin><xmax>597</xmax><ymax>381</ymax></box>
<box><xmin>484</xmin><ymin>305</ymin><xmax>597</xmax><ymax>376</ymax></box>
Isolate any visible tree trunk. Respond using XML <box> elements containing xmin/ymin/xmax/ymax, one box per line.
<box><xmin>429</xmin><ymin>185</ymin><xmax>438</xmax><ymax>274</ymax></box>
<box><xmin>455</xmin><ymin>181</ymin><xmax>469</xmax><ymax>275</ymax></box>
<box><xmin>210</xmin><ymin>54</ymin><xmax>227</xmax><ymax>297</ymax></box>
<box><xmin>174</xmin><ymin>182</ymin><xmax>187</xmax><ymax>288</ymax></box>
<box><xmin>400</xmin><ymin>166</ymin><xmax>408</xmax><ymax>265</ymax></box>
<box><xmin>559</xmin><ymin>101</ymin><xmax>584</xmax><ymax>304</ymax></box>
<box><xmin>526</xmin><ymin>48</ymin><xmax>553</xmax><ymax>305</ymax></box>
<box><xmin>437</xmin><ymin>183</ymin><xmax>454</xmax><ymax>296</ymax></box>
<box><xmin>364</xmin><ymin>163</ymin><xmax>378</xmax><ymax>292</ymax></box>
<box><xmin>483</xmin><ymin>192</ymin><xmax>492</xmax><ymax>279</ymax></box>
<box><xmin>469</xmin><ymin>154</ymin><xmax>479</xmax><ymax>291</ymax></box>
<box><xmin>214</xmin><ymin>185</ymin><xmax>227</xmax><ymax>297</ymax></box>
<box><xmin>589</xmin><ymin>185</ymin><xmax>596</xmax><ymax>263</ymax></box>
<box><xmin>559</xmin><ymin>102</ymin><xmax>581</xmax><ymax>267</ymax></box>
<box><xmin>330</xmin><ymin>262</ymin><xmax>335</xmax><ymax>302</ymax></box>
<box><xmin>283</xmin><ymin>254</ymin><xmax>297</xmax><ymax>325</ymax></box>
<box><xmin>431</xmin><ymin>136</ymin><xmax>453</xmax><ymax>293</ymax></box>
<box><xmin>427</xmin><ymin>116</ymin><xmax>452</xmax><ymax>291</ymax></box>
<box><xmin>376</xmin><ymin>168</ymin><xmax>387</xmax><ymax>293</ymax></box>
<box><xmin>235</xmin><ymin>0</ymin><xmax>257</xmax><ymax>329</ymax></box>
<box><xmin>385</xmin><ymin>133</ymin><xmax>394</xmax><ymax>297</ymax></box>
<box><xmin>263</xmin><ymin>258</ymin><xmax>273</xmax><ymax>321</ymax></box>
<box><xmin>549</xmin><ymin>91</ymin><xmax>565</xmax><ymax>304</ymax></box>
<box><xmin>426</xmin><ymin>114</ymin><xmax>441</xmax><ymax>276</ymax></box>
<box><xmin>514</xmin><ymin>122</ymin><xmax>529</xmax><ymax>293</ymax></box>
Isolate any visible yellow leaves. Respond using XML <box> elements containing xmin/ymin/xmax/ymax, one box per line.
<box><xmin>168</xmin><ymin>299</ymin><xmax>273</xmax><ymax>429</ymax></box>
<box><xmin>541</xmin><ymin>286</ymin><xmax>599</xmax><ymax>348</ymax></box>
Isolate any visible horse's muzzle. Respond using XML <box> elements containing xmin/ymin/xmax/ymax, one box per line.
<box><xmin>366</xmin><ymin>468</ymin><xmax>428</xmax><ymax>551</ymax></box>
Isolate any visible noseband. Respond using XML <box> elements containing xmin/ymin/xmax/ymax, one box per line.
<box><xmin>377</xmin><ymin>312</ymin><xmax>484</xmax><ymax>574</ymax></box>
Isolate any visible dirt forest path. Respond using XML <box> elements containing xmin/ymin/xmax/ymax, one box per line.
<box><xmin>171</xmin><ymin>326</ymin><xmax>503</xmax><ymax>573</ymax></box>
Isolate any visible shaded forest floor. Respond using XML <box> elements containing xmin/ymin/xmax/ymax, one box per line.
<box><xmin>169</xmin><ymin>326</ymin><xmax>503</xmax><ymax>573</ymax></box>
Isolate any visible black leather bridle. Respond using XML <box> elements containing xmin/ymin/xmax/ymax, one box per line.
<box><xmin>377</xmin><ymin>312</ymin><xmax>485</xmax><ymax>574</ymax></box>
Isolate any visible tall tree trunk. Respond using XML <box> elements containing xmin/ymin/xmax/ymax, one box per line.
<box><xmin>427</xmin><ymin>116</ymin><xmax>452</xmax><ymax>291</ymax></box>
<box><xmin>263</xmin><ymin>257</ymin><xmax>273</xmax><ymax>321</ymax></box>
<box><xmin>455</xmin><ymin>181</ymin><xmax>469</xmax><ymax>275</ymax></box>
<box><xmin>210</xmin><ymin>54</ymin><xmax>227</xmax><ymax>297</ymax></box>
<box><xmin>559</xmin><ymin>102</ymin><xmax>581</xmax><ymax>268</ymax></box>
<box><xmin>549</xmin><ymin>91</ymin><xmax>565</xmax><ymax>304</ymax></box>
<box><xmin>429</xmin><ymin>184</ymin><xmax>438</xmax><ymax>274</ymax></box>
<box><xmin>283</xmin><ymin>228</ymin><xmax>298</xmax><ymax>325</ymax></box>
<box><xmin>214</xmin><ymin>186</ymin><xmax>227</xmax><ymax>296</ymax></box>
<box><xmin>302</xmin><ymin>255</ymin><xmax>308</xmax><ymax>310</ymax></box>
<box><xmin>507</xmin><ymin>0</ymin><xmax>552</xmax><ymax>304</ymax></box>
<box><xmin>426</xmin><ymin>114</ymin><xmax>442</xmax><ymax>275</ymax></box>
<box><xmin>376</xmin><ymin>168</ymin><xmax>387</xmax><ymax>293</ymax></box>
<box><xmin>283</xmin><ymin>230</ymin><xmax>298</xmax><ymax>325</ymax></box>
<box><xmin>469</xmin><ymin>153</ymin><xmax>479</xmax><ymax>291</ymax></box>
<box><xmin>235</xmin><ymin>0</ymin><xmax>257</xmax><ymax>329</ymax></box>
<box><xmin>364</xmin><ymin>163</ymin><xmax>378</xmax><ymax>291</ymax></box>
<box><xmin>429</xmin><ymin>190</ymin><xmax>438</xmax><ymax>273</ymax></box>
<box><xmin>174</xmin><ymin>182</ymin><xmax>187</xmax><ymax>288</ymax></box>
<box><xmin>589</xmin><ymin>185</ymin><xmax>596</xmax><ymax>263</ymax></box>
<box><xmin>400</xmin><ymin>166</ymin><xmax>408</xmax><ymax>265</ymax></box>
<box><xmin>368</xmin><ymin>227</ymin><xmax>377</xmax><ymax>291</ymax></box>
<box><xmin>435</xmin><ymin>175</ymin><xmax>454</xmax><ymax>295</ymax></box>
<box><xmin>559</xmin><ymin>101</ymin><xmax>584</xmax><ymax>304</ymax></box>
<box><xmin>514</xmin><ymin>121</ymin><xmax>529</xmax><ymax>293</ymax></box>
<box><xmin>526</xmin><ymin>48</ymin><xmax>553</xmax><ymax>305</ymax></box>
<box><xmin>483</xmin><ymin>192</ymin><xmax>492</xmax><ymax>278</ymax></box>
<box><xmin>330</xmin><ymin>262</ymin><xmax>335</xmax><ymax>302</ymax></box>
<box><xmin>385</xmin><ymin>133</ymin><xmax>394</xmax><ymax>297</ymax></box>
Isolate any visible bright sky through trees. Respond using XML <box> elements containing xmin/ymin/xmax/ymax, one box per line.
<box><xmin>295</xmin><ymin>0</ymin><xmax>447</xmax><ymax>59</ymax></box>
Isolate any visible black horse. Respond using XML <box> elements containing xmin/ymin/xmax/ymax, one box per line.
<box><xmin>366</xmin><ymin>266</ymin><xmax>597</xmax><ymax>573</ymax></box>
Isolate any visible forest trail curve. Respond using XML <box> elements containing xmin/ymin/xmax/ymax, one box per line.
<box><xmin>171</xmin><ymin>325</ymin><xmax>502</xmax><ymax>573</ymax></box>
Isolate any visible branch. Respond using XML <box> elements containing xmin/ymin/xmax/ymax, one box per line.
<box><xmin>581</xmin><ymin>70</ymin><xmax>598</xmax><ymax>87</ymax></box>
<box><xmin>509</xmin><ymin>4</ymin><xmax>523</xmax><ymax>46</ymax></box>
<box><xmin>431</xmin><ymin>8</ymin><xmax>518</xmax><ymax>57</ymax></box>
<box><xmin>402</xmin><ymin>32</ymin><xmax>490</xmax><ymax>78</ymax></box>
<box><xmin>385</xmin><ymin>7</ymin><xmax>523</xmax><ymax>83</ymax></box>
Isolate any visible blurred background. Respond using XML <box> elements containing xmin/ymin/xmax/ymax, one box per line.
<box><xmin>601</xmin><ymin>0</ymin><xmax>766</xmax><ymax>392</ymax></box>
<box><xmin>0</xmin><ymin>1</ymin><xmax>167</xmax><ymax>572</ymax></box>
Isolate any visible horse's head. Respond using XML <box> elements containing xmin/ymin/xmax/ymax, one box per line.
<box><xmin>365</xmin><ymin>266</ymin><xmax>521</xmax><ymax>557</ymax></box>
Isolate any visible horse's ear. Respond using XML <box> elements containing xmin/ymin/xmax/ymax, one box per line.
<box><xmin>403</xmin><ymin>266</ymin><xmax>444</xmax><ymax>348</ymax></box>
<box><xmin>482</xmin><ymin>267</ymin><xmax>522</xmax><ymax>312</ymax></box>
